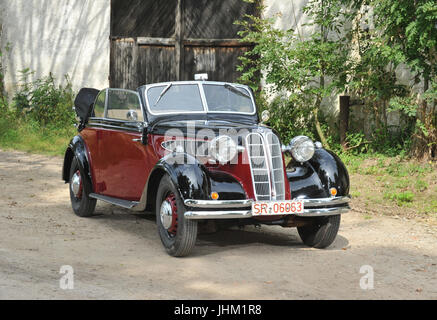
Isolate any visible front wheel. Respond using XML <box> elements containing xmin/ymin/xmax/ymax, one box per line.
<box><xmin>297</xmin><ymin>215</ymin><xmax>341</xmax><ymax>249</ymax></box>
<box><xmin>156</xmin><ymin>175</ymin><xmax>198</xmax><ymax>257</ymax></box>
<box><xmin>69</xmin><ymin>157</ymin><xmax>96</xmax><ymax>217</ymax></box>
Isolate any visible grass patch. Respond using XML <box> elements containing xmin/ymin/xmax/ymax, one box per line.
<box><xmin>383</xmin><ymin>191</ymin><xmax>415</xmax><ymax>206</ymax></box>
<box><xmin>345</xmin><ymin>153</ymin><xmax>437</xmax><ymax>223</ymax></box>
<box><xmin>0</xmin><ymin>117</ymin><xmax>74</xmax><ymax>156</ymax></box>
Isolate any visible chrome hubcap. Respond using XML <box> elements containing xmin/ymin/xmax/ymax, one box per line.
<box><xmin>71</xmin><ymin>171</ymin><xmax>82</xmax><ymax>198</ymax></box>
<box><xmin>160</xmin><ymin>200</ymin><xmax>173</xmax><ymax>230</ymax></box>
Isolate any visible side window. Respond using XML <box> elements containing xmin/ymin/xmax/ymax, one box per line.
<box><xmin>93</xmin><ymin>90</ymin><xmax>106</xmax><ymax>118</ymax></box>
<box><xmin>106</xmin><ymin>89</ymin><xmax>144</xmax><ymax>121</ymax></box>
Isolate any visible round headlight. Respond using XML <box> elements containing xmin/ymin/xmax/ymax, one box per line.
<box><xmin>209</xmin><ymin>136</ymin><xmax>238</xmax><ymax>164</ymax></box>
<box><xmin>289</xmin><ymin>136</ymin><xmax>315</xmax><ymax>162</ymax></box>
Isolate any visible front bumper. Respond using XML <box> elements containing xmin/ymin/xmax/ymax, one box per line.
<box><xmin>184</xmin><ymin>196</ymin><xmax>351</xmax><ymax>220</ymax></box>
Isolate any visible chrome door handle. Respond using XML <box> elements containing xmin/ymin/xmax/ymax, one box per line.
<box><xmin>132</xmin><ymin>138</ymin><xmax>142</xmax><ymax>142</ymax></box>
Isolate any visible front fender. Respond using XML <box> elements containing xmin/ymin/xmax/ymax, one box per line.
<box><xmin>137</xmin><ymin>153</ymin><xmax>211</xmax><ymax>212</ymax></box>
<box><xmin>62</xmin><ymin>135</ymin><xmax>94</xmax><ymax>193</ymax></box>
<box><xmin>288</xmin><ymin>149</ymin><xmax>350</xmax><ymax>199</ymax></box>
<box><xmin>156</xmin><ymin>153</ymin><xmax>210</xmax><ymax>201</ymax></box>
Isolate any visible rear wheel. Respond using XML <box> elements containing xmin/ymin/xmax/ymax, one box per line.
<box><xmin>69</xmin><ymin>157</ymin><xmax>96</xmax><ymax>217</ymax></box>
<box><xmin>297</xmin><ymin>215</ymin><xmax>341</xmax><ymax>249</ymax></box>
<box><xmin>156</xmin><ymin>175</ymin><xmax>198</xmax><ymax>257</ymax></box>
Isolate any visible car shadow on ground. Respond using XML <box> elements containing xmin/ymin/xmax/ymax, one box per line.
<box><xmin>90</xmin><ymin>204</ymin><xmax>350</xmax><ymax>257</ymax></box>
<box><xmin>194</xmin><ymin>229</ymin><xmax>350</xmax><ymax>256</ymax></box>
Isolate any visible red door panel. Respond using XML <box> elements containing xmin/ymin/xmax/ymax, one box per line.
<box><xmin>93</xmin><ymin>128</ymin><xmax>150</xmax><ymax>201</ymax></box>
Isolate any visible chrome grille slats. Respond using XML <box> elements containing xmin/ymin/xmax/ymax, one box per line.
<box><xmin>247</xmin><ymin>133</ymin><xmax>271</xmax><ymax>201</ymax></box>
<box><xmin>246</xmin><ymin>131</ymin><xmax>286</xmax><ymax>201</ymax></box>
<box><xmin>266</xmin><ymin>132</ymin><xmax>286</xmax><ymax>200</ymax></box>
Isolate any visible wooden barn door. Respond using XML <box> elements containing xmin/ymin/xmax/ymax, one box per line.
<box><xmin>110</xmin><ymin>0</ymin><xmax>258</xmax><ymax>89</ymax></box>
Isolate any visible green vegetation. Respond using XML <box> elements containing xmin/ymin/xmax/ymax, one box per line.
<box><xmin>237</xmin><ymin>0</ymin><xmax>437</xmax><ymax>160</ymax></box>
<box><xmin>0</xmin><ymin>70</ymin><xmax>76</xmax><ymax>156</ymax></box>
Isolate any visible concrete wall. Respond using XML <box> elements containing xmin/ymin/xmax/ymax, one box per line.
<box><xmin>0</xmin><ymin>0</ymin><xmax>110</xmax><ymax>96</ymax></box>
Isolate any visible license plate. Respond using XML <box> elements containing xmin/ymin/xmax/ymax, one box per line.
<box><xmin>252</xmin><ymin>201</ymin><xmax>305</xmax><ymax>216</ymax></box>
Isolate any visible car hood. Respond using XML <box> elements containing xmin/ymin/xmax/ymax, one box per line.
<box><xmin>151</xmin><ymin>119</ymin><xmax>262</xmax><ymax>135</ymax></box>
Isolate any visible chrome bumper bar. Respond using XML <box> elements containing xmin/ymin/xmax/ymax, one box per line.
<box><xmin>184</xmin><ymin>196</ymin><xmax>351</xmax><ymax>220</ymax></box>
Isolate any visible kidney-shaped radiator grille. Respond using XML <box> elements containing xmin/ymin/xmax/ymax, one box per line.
<box><xmin>246</xmin><ymin>132</ymin><xmax>286</xmax><ymax>201</ymax></box>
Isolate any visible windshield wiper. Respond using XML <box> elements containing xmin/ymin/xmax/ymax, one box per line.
<box><xmin>154</xmin><ymin>83</ymin><xmax>173</xmax><ymax>106</ymax></box>
<box><xmin>224</xmin><ymin>83</ymin><xmax>250</xmax><ymax>98</ymax></box>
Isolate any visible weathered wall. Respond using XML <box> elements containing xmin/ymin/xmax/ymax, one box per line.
<box><xmin>0</xmin><ymin>0</ymin><xmax>110</xmax><ymax>95</ymax></box>
<box><xmin>263</xmin><ymin>0</ymin><xmax>340</xmax><ymax>120</ymax></box>
<box><xmin>263</xmin><ymin>0</ymin><xmax>414</xmax><ymax>134</ymax></box>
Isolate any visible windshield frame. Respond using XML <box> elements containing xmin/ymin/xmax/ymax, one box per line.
<box><xmin>143</xmin><ymin>81</ymin><xmax>257</xmax><ymax>116</ymax></box>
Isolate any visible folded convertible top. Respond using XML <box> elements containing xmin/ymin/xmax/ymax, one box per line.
<box><xmin>74</xmin><ymin>88</ymin><xmax>100</xmax><ymax>122</ymax></box>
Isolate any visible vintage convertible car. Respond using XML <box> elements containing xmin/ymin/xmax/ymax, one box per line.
<box><xmin>63</xmin><ymin>78</ymin><xmax>351</xmax><ymax>257</ymax></box>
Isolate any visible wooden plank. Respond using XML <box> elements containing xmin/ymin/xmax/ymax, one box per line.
<box><xmin>110</xmin><ymin>40</ymin><xmax>138</xmax><ymax>89</ymax></box>
<box><xmin>183</xmin><ymin>46</ymin><xmax>251</xmax><ymax>82</ymax></box>
<box><xmin>111</xmin><ymin>37</ymin><xmax>251</xmax><ymax>47</ymax></box>
<box><xmin>339</xmin><ymin>95</ymin><xmax>351</xmax><ymax>148</ymax></box>
<box><xmin>175</xmin><ymin>0</ymin><xmax>184</xmax><ymax>80</ymax></box>
<box><xmin>137</xmin><ymin>37</ymin><xmax>176</xmax><ymax>46</ymax></box>
<box><xmin>111</xmin><ymin>0</ymin><xmax>177</xmax><ymax>37</ymax></box>
<box><xmin>111</xmin><ymin>37</ymin><xmax>136</xmax><ymax>43</ymax></box>
<box><xmin>111</xmin><ymin>40</ymin><xmax>178</xmax><ymax>89</ymax></box>
<box><xmin>184</xmin><ymin>38</ymin><xmax>253</xmax><ymax>47</ymax></box>
<box><xmin>137</xmin><ymin>46</ymin><xmax>178</xmax><ymax>85</ymax></box>
<box><xmin>183</xmin><ymin>0</ymin><xmax>258</xmax><ymax>39</ymax></box>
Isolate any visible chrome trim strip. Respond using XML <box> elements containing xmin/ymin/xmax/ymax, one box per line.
<box><xmin>185</xmin><ymin>210</ymin><xmax>253</xmax><ymax>220</ymax></box>
<box><xmin>295</xmin><ymin>206</ymin><xmax>350</xmax><ymax>217</ymax></box>
<box><xmin>184</xmin><ymin>196</ymin><xmax>351</xmax><ymax>209</ymax></box>
<box><xmin>299</xmin><ymin>196</ymin><xmax>351</xmax><ymax>207</ymax></box>
<box><xmin>144</xmin><ymin>81</ymin><xmax>257</xmax><ymax>116</ymax></box>
<box><xmin>184</xmin><ymin>206</ymin><xmax>350</xmax><ymax>220</ymax></box>
<box><xmin>184</xmin><ymin>199</ymin><xmax>253</xmax><ymax>208</ymax></box>
<box><xmin>87</xmin><ymin>119</ymin><xmax>144</xmax><ymax>132</ymax></box>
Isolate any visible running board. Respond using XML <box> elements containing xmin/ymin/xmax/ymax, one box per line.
<box><xmin>89</xmin><ymin>193</ymin><xmax>139</xmax><ymax>209</ymax></box>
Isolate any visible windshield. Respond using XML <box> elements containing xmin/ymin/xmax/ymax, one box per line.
<box><xmin>145</xmin><ymin>82</ymin><xmax>255</xmax><ymax>115</ymax></box>
<box><xmin>147</xmin><ymin>84</ymin><xmax>204</xmax><ymax>114</ymax></box>
<box><xmin>203</xmin><ymin>84</ymin><xmax>254</xmax><ymax>113</ymax></box>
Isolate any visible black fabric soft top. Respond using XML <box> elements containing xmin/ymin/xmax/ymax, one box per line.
<box><xmin>74</xmin><ymin>88</ymin><xmax>100</xmax><ymax>122</ymax></box>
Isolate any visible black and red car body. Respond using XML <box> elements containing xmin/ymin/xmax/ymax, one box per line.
<box><xmin>63</xmin><ymin>80</ymin><xmax>351</xmax><ymax>257</ymax></box>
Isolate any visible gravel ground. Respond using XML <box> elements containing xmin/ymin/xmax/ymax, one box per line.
<box><xmin>0</xmin><ymin>150</ymin><xmax>436</xmax><ymax>300</ymax></box>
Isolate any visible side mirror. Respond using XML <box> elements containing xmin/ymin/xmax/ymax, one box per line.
<box><xmin>261</xmin><ymin>110</ymin><xmax>271</xmax><ymax>123</ymax></box>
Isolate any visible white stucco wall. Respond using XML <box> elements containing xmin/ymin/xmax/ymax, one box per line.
<box><xmin>262</xmin><ymin>0</ymin><xmax>415</xmax><ymax>131</ymax></box>
<box><xmin>263</xmin><ymin>0</ymin><xmax>340</xmax><ymax>119</ymax></box>
<box><xmin>264</xmin><ymin>0</ymin><xmax>311</xmax><ymax>34</ymax></box>
<box><xmin>0</xmin><ymin>0</ymin><xmax>110</xmax><ymax>96</ymax></box>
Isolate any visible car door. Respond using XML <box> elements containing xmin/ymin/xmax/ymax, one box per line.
<box><xmin>90</xmin><ymin>89</ymin><xmax>150</xmax><ymax>201</ymax></box>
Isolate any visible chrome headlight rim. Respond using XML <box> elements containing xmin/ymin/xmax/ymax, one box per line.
<box><xmin>289</xmin><ymin>135</ymin><xmax>315</xmax><ymax>163</ymax></box>
<box><xmin>209</xmin><ymin>135</ymin><xmax>238</xmax><ymax>164</ymax></box>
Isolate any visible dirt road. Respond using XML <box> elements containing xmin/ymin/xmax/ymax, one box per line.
<box><xmin>0</xmin><ymin>150</ymin><xmax>435</xmax><ymax>299</ymax></box>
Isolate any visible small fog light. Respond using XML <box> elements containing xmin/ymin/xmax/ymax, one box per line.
<box><xmin>330</xmin><ymin>188</ymin><xmax>338</xmax><ymax>197</ymax></box>
<box><xmin>211</xmin><ymin>192</ymin><xmax>220</xmax><ymax>200</ymax></box>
